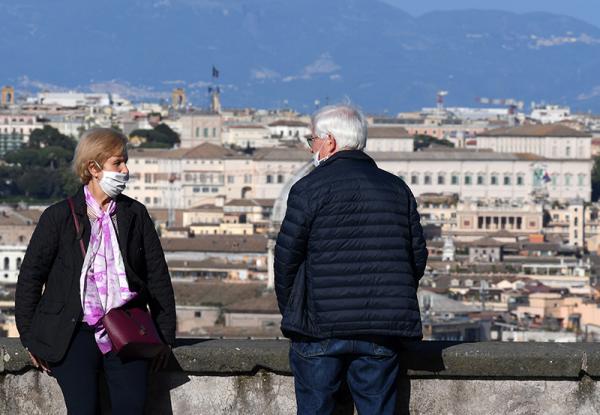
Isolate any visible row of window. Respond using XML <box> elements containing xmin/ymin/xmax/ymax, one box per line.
<box><xmin>191</xmin><ymin>187</ymin><xmax>219</xmax><ymax>194</ymax></box>
<box><xmin>3</xmin><ymin>257</ymin><xmax>21</xmax><ymax>270</ymax></box>
<box><xmin>266</xmin><ymin>174</ymin><xmax>285</xmax><ymax>184</ymax></box>
<box><xmin>403</xmin><ymin>172</ymin><xmax>587</xmax><ymax>187</ymax></box>
<box><xmin>195</xmin><ymin>127</ymin><xmax>218</xmax><ymax>138</ymax></box>
<box><xmin>403</xmin><ymin>173</ymin><xmax>526</xmax><ymax>186</ymax></box>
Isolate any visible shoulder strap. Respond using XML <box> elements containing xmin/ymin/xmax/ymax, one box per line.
<box><xmin>67</xmin><ymin>197</ymin><xmax>86</xmax><ymax>258</ymax></box>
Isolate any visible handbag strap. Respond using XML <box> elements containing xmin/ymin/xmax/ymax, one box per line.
<box><xmin>67</xmin><ymin>197</ymin><xmax>86</xmax><ymax>258</ymax></box>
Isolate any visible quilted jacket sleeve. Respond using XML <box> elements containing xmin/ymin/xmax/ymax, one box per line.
<box><xmin>141</xmin><ymin>207</ymin><xmax>176</xmax><ymax>345</ymax></box>
<box><xmin>15</xmin><ymin>208</ymin><xmax>59</xmax><ymax>348</ymax></box>
<box><xmin>407</xmin><ymin>187</ymin><xmax>428</xmax><ymax>281</ymax></box>
<box><xmin>274</xmin><ymin>183</ymin><xmax>312</xmax><ymax>314</ymax></box>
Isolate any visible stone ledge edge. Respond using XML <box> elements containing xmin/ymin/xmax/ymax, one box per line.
<box><xmin>2</xmin><ymin>338</ymin><xmax>600</xmax><ymax>379</ymax></box>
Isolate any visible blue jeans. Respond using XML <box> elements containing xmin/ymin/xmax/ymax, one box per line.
<box><xmin>289</xmin><ymin>338</ymin><xmax>399</xmax><ymax>415</ymax></box>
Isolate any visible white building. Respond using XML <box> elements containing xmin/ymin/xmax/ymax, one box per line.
<box><xmin>377</xmin><ymin>149</ymin><xmax>591</xmax><ymax>202</ymax></box>
<box><xmin>476</xmin><ymin>124</ymin><xmax>591</xmax><ymax>159</ymax></box>
<box><xmin>28</xmin><ymin>92</ymin><xmax>131</xmax><ymax>109</ymax></box>
<box><xmin>126</xmin><ymin>144</ymin><xmax>592</xmax><ymax>210</ymax></box>
<box><xmin>0</xmin><ymin>114</ymin><xmax>43</xmax><ymax>143</ymax></box>
<box><xmin>530</xmin><ymin>105</ymin><xmax>571</xmax><ymax>124</ymax></box>
<box><xmin>0</xmin><ymin>246</ymin><xmax>25</xmax><ymax>284</ymax></box>
<box><xmin>365</xmin><ymin>126</ymin><xmax>414</xmax><ymax>153</ymax></box>
<box><xmin>267</xmin><ymin>120</ymin><xmax>310</xmax><ymax>141</ymax></box>
<box><xmin>222</xmin><ymin>125</ymin><xmax>273</xmax><ymax>148</ymax></box>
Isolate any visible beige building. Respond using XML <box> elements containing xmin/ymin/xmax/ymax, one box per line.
<box><xmin>476</xmin><ymin>124</ymin><xmax>592</xmax><ymax>159</ymax></box>
<box><xmin>365</xmin><ymin>126</ymin><xmax>414</xmax><ymax>153</ymax></box>
<box><xmin>179</xmin><ymin>112</ymin><xmax>223</xmax><ymax>147</ymax></box>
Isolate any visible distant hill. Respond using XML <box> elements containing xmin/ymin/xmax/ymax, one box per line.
<box><xmin>2</xmin><ymin>0</ymin><xmax>600</xmax><ymax>112</ymax></box>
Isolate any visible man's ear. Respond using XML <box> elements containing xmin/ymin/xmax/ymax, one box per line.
<box><xmin>328</xmin><ymin>134</ymin><xmax>338</xmax><ymax>152</ymax></box>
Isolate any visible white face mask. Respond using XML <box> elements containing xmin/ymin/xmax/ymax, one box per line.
<box><xmin>312</xmin><ymin>140</ymin><xmax>330</xmax><ymax>168</ymax></box>
<box><xmin>95</xmin><ymin>162</ymin><xmax>129</xmax><ymax>198</ymax></box>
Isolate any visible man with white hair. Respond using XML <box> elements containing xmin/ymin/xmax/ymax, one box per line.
<box><xmin>274</xmin><ymin>104</ymin><xmax>428</xmax><ymax>414</ymax></box>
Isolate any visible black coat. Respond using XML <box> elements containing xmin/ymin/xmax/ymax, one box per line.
<box><xmin>274</xmin><ymin>150</ymin><xmax>428</xmax><ymax>340</ymax></box>
<box><xmin>15</xmin><ymin>186</ymin><xmax>176</xmax><ymax>362</ymax></box>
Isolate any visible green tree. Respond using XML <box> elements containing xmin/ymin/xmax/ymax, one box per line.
<box><xmin>131</xmin><ymin>123</ymin><xmax>180</xmax><ymax>149</ymax></box>
<box><xmin>29</xmin><ymin>125</ymin><xmax>77</xmax><ymax>152</ymax></box>
<box><xmin>414</xmin><ymin>134</ymin><xmax>454</xmax><ymax>151</ymax></box>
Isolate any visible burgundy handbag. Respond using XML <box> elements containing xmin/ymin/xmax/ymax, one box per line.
<box><xmin>67</xmin><ymin>197</ymin><xmax>164</xmax><ymax>359</ymax></box>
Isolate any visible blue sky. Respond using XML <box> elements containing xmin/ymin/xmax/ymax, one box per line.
<box><xmin>383</xmin><ymin>0</ymin><xmax>600</xmax><ymax>27</ymax></box>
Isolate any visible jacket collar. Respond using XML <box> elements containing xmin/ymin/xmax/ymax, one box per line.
<box><xmin>320</xmin><ymin>149</ymin><xmax>376</xmax><ymax>168</ymax></box>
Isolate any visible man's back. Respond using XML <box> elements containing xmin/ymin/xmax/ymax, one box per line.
<box><xmin>275</xmin><ymin>149</ymin><xmax>428</xmax><ymax>340</ymax></box>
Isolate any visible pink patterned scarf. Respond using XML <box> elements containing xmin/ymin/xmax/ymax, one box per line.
<box><xmin>80</xmin><ymin>185</ymin><xmax>137</xmax><ymax>354</ymax></box>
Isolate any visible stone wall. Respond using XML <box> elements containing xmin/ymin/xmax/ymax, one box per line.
<box><xmin>1</xmin><ymin>338</ymin><xmax>600</xmax><ymax>414</ymax></box>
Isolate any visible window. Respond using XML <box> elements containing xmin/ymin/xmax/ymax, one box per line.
<box><xmin>3</xmin><ymin>257</ymin><xmax>8</xmax><ymax>270</ymax></box>
<box><xmin>411</xmin><ymin>175</ymin><xmax>419</xmax><ymax>185</ymax></box>
<box><xmin>227</xmin><ymin>175</ymin><xmax>235</xmax><ymax>184</ymax></box>
<box><xmin>244</xmin><ymin>174</ymin><xmax>252</xmax><ymax>184</ymax></box>
<box><xmin>490</xmin><ymin>175</ymin><xmax>498</xmax><ymax>185</ymax></box>
<box><xmin>566</xmin><ymin>146</ymin><xmax>571</xmax><ymax>157</ymax></box>
<box><xmin>424</xmin><ymin>174</ymin><xmax>432</xmax><ymax>185</ymax></box>
<box><xmin>203</xmin><ymin>128</ymin><xmax>209</xmax><ymax>138</ymax></box>
<box><xmin>464</xmin><ymin>175</ymin><xmax>472</xmax><ymax>185</ymax></box>
<box><xmin>277</xmin><ymin>174</ymin><xmax>284</xmax><ymax>183</ymax></box>
<box><xmin>437</xmin><ymin>174</ymin><xmax>445</xmax><ymax>185</ymax></box>
<box><xmin>451</xmin><ymin>174</ymin><xmax>459</xmax><ymax>185</ymax></box>
<box><xmin>194</xmin><ymin>311</ymin><xmax>203</xmax><ymax>318</ymax></box>
<box><xmin>193</xmin><ymin>187</ymin><xmax>201</xmax><ymax>193</ymax></box>
<box><xmin>212</xmin><ymin>128</ymin><xmax>217</xmax><ymax>137</ymax></box>
<box><xmin>504</xmin><ymin>175</ymin><xmax>511</xmax><ymax>186</ymax></box>
<box><xmin>211</xmin><ymin>187</ymin><xmax>218</xmax><ymax>193</ymax></box>
<box><xmin>517</xmin><ymin>175</ymin><xmax>524</xmax><ymax>186</ymax></box>
<box><xmin>195</xmin><ymin>127</ymin><xmax>200</xmax><ymax>137</ymax></box>
<box><xmin>144</xmin><ymin>173</ymin><xmax>152</xmax><ymax>184</ymax></box>
<box><xmin>266</xmin><ymin>175</ymin><xmax>273</xmax><ymax>184</ymax></box>
<box><xmin>477</xmin><ymin>174</ymin><xmax>485</xmax><ymax>185</ymax></box>
<box><xmin>202</xmin><ymin>187</ymin><xmax>209</xmax><ymax>193</ymax></box>
<box><xmin>578</xmin><ymin>174</ymin><xmax>586</xmax><ymax>187</ymax></box>
<box><xmin>565</xmin><ymin>174</ymin><xmax>572</xmax><ymax>187</ymax></box>
<box><xmin>144</xmin><ymin>197</ymin><xmax>151</xmax><ymax>204</ymax></box>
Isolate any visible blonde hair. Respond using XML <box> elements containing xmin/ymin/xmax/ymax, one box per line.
<box><xmin>72</xmin><ymin>128</ymin><xmax>128</xmax><ymax>184</ymax></box>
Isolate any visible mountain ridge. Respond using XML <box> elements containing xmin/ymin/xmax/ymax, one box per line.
<box><xmin>2</xmin><ymin>0</ymin><xmax>600</xmax><ymax>112</ymax></box>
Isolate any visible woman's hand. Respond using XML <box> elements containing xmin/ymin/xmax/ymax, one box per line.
<box><xmin>28</xmin><ymin>351</ymin><xmax>51</xmax><ymax>373</ymax></box>
<box><xmin>150</xmin><ymin>344</ymin><xmax>172</xmax><ymax>373</ymax></box>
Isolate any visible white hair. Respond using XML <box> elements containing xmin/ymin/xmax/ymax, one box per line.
<box><xmin>311</xmin><ymin>104</ymin><xmax>367</xmax><ymax>151</ymax></box>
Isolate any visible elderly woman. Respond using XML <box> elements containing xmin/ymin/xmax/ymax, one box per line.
<box><xmin>15</xmin><ymin>128</ymin><xmax>176</xmax><ymax>414</ymax></box>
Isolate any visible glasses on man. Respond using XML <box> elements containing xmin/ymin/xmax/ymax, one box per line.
<box><xmin>304</xmin><ymin>133</ymin><xmax>329</xmax><ymax>148</ymax></box>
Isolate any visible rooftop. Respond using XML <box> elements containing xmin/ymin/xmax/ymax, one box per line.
<box><xmin>161</xmin><ymin>235</ymin><xmax>268</xmax><ymax>253</ymax></box>
<box><xmin>478</xmin><ymin>123</ymin><xmax>591</xmax><ymax>138</ymax></box>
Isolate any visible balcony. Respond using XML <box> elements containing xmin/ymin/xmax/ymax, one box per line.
<box><xmin>0</xmin><ymin>338</ymin><xmax>599</xmax><ymax>414</ymax></box>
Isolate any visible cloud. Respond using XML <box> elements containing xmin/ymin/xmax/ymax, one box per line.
<box><xmin>577</xmin><ymin>85</ymin><xmax>600</xmax><ymax>101</ymax></box>
<box><xmin>17</xmin><ymin>76</ymin><xmax>66</xmax><ymax>92</ymax></box>
<box><xmin>251</xmin><ymin>67</ymin><xmax>280</xmax><ymax>80</ymax></box>
<box><xmin>89</xmin><ymin>81</ymin><xmax>170</xmax><ymax>99</ymax></box>
<box><xmin>281</xmin><ymin>53</ymin><xmax>342</xmax><ymax>82</ymax></box>
<box><xmin>303</xmin><ymin>53</ymin><xmax>341</xmax><ymax>77</ymax></box>
<box><xmin>162</xmin><ymin>80</ymin><xmax>186</xmax><ymax>85</ymax></box>
<box><xmin>188</xmin><ymin>80</ymin><xmax>211</xmax><ymax>88</ymax></box>
<box><xmin>530</xmin><ymin>33</ymin><xmax>600</xmax><ymax>48</ymax></box>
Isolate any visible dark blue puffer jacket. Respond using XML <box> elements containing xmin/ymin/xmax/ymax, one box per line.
<box><xmin>274</xmin><ymin>150</ymin><xmax>427</xmax><ymax>340</ymax></box>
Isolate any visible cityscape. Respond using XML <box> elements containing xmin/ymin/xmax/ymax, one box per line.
<box><xmin>1</xmin><ymin>84</ymin><xmax>600</xmax><ymax>344</ymax></box>
<box><xmin>3</xmin><ymin>0</ymin><xmax>600</xmax><ymax>412</ymax></box>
